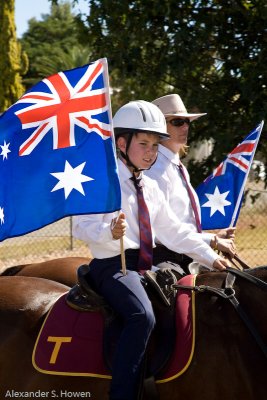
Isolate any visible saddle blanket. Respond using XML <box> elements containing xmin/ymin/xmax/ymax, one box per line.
<box><xmin>32</xmin><ymin>274</ymin><xmax>196</xmax><ymax>382</ymax></box>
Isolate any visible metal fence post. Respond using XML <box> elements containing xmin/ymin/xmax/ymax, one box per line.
<box><xmin>70</xmin><ymin>216</ymin><xmax>74</xmax><ymax>250</ymax></box>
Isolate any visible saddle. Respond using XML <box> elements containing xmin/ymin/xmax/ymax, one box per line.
<box><xmin>66</xmin><ymin>262</ymin><xmax>182</xmax><ymax>311</ymax></box>
<box><xmin>66</xmin><ymin>264</ymin><xmax>109</xmax><ymax>312</ymax></box>
<box><xmin>66</xmin><ymin>264</ymin><xmax>179</xmax><ymax>376</ymax></box>
<box><xmin>33</xmin><ymin>272</ymin><xmax>195</xmax><ymax>382</ymax></box>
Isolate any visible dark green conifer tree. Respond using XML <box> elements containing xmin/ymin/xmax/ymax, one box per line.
<box><xmin>0</xmin><ymin>0</ymin><xmax>28</xmax><ymax>112</ymax></box>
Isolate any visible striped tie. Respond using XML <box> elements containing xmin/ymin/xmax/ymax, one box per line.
<box><xmin>131</xmin><ymin>176</ymin><xmax>153</xmax><ymax>272</ymax></box>
<box><xmin>178</xmin><ymin>163</ymin><xmax>202</xmax><ymax>233</ymax></box>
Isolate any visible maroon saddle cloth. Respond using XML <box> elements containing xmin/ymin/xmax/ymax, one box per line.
<box><xmin>32</xmin><ymin>274</ymin><xmax>196</xmax><ymax>382</ymax></box>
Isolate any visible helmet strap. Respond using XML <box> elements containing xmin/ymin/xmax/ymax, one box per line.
<box><xmin>118</xmin><ymin>133</ymin><xmax>142</xmax><ymax>172</ymax></box>
<box><xmin>118</xmin><ymin>132</ymin><xmax>157</xmax><ymax>172</ymax></box>
<box><xmin>119</xmin><ymin>150</ymin><xmax>144</xmax><ymax>172</ymax></box>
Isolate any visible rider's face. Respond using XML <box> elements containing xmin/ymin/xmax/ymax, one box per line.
<box><xmin>166</xmin><ymin>118</ymin><xmax>190</xmax><ymax>145</ymax></box>
<box><xmin>118</xmin><ymin>132</ymin><xmax>160</xmax><ymax>170</ymax></box>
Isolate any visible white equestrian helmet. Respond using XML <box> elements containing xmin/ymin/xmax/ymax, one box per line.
<box><xmin>113</xmin><ymin>100</ymin><xmax>170</xmax><ymax>140</ymax></box>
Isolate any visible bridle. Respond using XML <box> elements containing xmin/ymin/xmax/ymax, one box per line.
<box><xmin>174</xmin><ymin>260</ymin><xmax>267</xmax><ymax>359</ymax></box>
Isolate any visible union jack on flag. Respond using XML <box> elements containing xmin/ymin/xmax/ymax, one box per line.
<box><xmin>16</xmin><ymin>60</ymin><xmax>111</xmax><ymax>155</ymax></box>
<box><xmin>0</xmin><ymin>58</ymin><xmax>121</xmax><ymax>241</ymax></box>
<box><xmin>196</xmin><ymin>122</ymin><xmax>263</xmax><ymax>230</ymax></box>
<box><xmin>212</xmin><ymin>137</ymin><xmax>258</xmax><ymax>177</ymax></box>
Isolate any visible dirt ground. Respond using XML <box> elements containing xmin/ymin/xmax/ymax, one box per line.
<box><xmin>0</xmin><ymin>247</ymin><xmax>92</xmax><ymax>273</ymax></box>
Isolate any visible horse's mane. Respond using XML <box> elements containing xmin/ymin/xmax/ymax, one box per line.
<box><xmin>1</xmin><ymin>265</ymin><xmax>25</xmax><ymax>276</ymax></box>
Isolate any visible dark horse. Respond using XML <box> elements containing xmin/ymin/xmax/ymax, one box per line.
<box><xmin>0</xmin><ymin>266</ymin><xmax>267</xmax><ymax>400</ymax></box>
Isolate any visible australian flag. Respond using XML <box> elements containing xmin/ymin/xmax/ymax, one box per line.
<box><xmin>0</xmin><ymin>58</ymin><xmax>121</xmax><ymax>241</ymax></box>
<box><xmin>196</xmin><ymin>122</ymin><xmax>263</xmax><ymax>230</ymax></box>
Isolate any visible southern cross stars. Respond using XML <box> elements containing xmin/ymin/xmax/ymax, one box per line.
<box><xmin>202</xmin><ymin>186</ymin><xmax>231</xmax><ymax>217</ymax></box>
<box><xmin>0</xmin><ymin>207</ymin><xmax>4</xmax><ymax>225</ymax></box>
<box><xmin>0</xmin><ymin>141</ymin><xmax>11</xmax><ymax>160</ymax></box>
<box><xmin>51</xmin><ymin>160</ymin><xmax>94</xmax><ymax>199</ymax></box>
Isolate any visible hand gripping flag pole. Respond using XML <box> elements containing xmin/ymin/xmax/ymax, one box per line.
<box><xmin>0</xmin><ymin>58</ymin><xmax>121</xmax><ymax>241</ymax></box>
<box><xmin>110</xmin><ymin>212</ymin><xmax>127</xmax><ymax>275</ymax></box>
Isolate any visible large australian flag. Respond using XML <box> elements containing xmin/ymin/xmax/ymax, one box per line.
<box><xmin>196</xmin><ymin>122</ymin><xmax>263</xmax><ymax>230</ymax></box>
<box><xmin>0</xmin><ymin>58</ymin><xmax>121</xmax><ymax>241</ymax></box>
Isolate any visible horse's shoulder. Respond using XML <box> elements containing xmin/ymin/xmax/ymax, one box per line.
<box><xmin>0</xmin><ymin>276</ymin><xmax>68</xmax><ymax>314</ymax></box>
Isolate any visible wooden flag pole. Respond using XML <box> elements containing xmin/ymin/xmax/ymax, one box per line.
<box><xmin>112</xmin><ymin>211</ymin><xmax>126</xmax><ymax>275</ymax></box>
<box><xmin>120</xmin><ymin>236</ymin><xmax>127</xmax><ymax>275</ymax></box>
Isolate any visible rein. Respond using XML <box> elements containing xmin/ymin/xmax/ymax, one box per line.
<box><xmin>174</xmin><ymin>267</ymin><xmax>267</xmax><ymax>359</ymax></box>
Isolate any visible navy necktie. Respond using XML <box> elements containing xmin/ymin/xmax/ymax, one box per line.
<box><xmin>131</xmin><ymin>176</ymin><xmax>153</xmax><ymax>272</ymax></box>
<box><xmin>178</xmin><ymin>163</ymin><xmax>202</xmax><ymax>233</ymax></box>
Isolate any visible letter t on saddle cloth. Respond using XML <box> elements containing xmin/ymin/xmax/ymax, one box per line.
<box><xmin>178</xmin><ymin>163</ymin><xmax>202</xmax><ymax>233</ymax></box>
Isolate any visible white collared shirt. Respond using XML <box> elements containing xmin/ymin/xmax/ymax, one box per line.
<box><xmin>146</xmin><ymin>144</ymin><xmax>213</xmax><ymax>244</ymax></box>
<box><xmin>73</xmin><ymin>159</ymin><xmax>218</xmax><ymax>268</ymax></box>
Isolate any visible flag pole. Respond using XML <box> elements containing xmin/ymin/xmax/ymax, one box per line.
<box><xmin>230</xmin><ymin>121</ymin><xmax>264</xmax><ymax>227</ymax></box>
<box><xmin>120</xmin><ymin>237</ymin><xmax>127</xmax><ymax>275</ymax></box>
<box><xmin>111</xmin><ymin>211</ymin><xmax>127</xmax><ymax>275</ymax></box>
<box><xmin>103</xmin><ymin>58</ymin><xmax>126</xmax><ymax>274</ymax></box>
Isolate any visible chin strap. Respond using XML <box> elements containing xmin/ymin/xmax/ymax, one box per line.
<box><xmin>119</xmin><ymin>145</ymin><xmax>157</xmax><ymax>174</ymax></box>
<box><xmin>118</xmin><ymin>131</ymin><xmax>158</xmax><ymax>172</ymax></box>
<box><xmin>119</xmin><ymin>150</ymin><xmax>144</xmax><ymax>173</ymax></box>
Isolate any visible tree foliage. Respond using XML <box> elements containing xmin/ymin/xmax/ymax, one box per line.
<box><xmin>0</xmin><ymin>0</ymin><xmax>27</xmax><ymax>112</ymax></box>
<box><xmin>21</xmin><ymin>1</ymin><xmax>91</xmax><ymax>87</ymax></box>
<box><xmin>75</xmin><ymin>0</ymin><xmax>267</xmax><ymax>183</ymax></box>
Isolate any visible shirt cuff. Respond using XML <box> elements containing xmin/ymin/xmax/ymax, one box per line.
<box><xmin>201</xmin><ymin>232</ymin><xmax>214</xmax><ymax>245</ymax></box>
<box><xmin>194</xmin><ymin>246</ymin><xmax>219</xmax><ymax>269</ymax></box>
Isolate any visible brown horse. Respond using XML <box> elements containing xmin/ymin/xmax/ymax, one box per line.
<box><xmin>0</xmin><ymin>253</ymin><xmax>250</xmax><ymax>288</ymax></box>
<box><xmin>1</xmin><ymin>257</ymin><xmax>90</xmax><ymax>287</ymax></box>
<box><xmin>0</xmin><ymin>268</ymin><xmax>267</xmax><ymax>400</ymax></box>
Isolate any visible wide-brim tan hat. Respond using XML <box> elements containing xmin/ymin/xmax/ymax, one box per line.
<box><xmin>152</xmin><ymin>94</ymin><xmax>207</xmax><ymax>121</ymax></box>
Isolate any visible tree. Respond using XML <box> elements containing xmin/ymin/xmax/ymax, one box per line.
<box><xmin>21</xmin><ymin>1</ymin><xmax>91</xmax><ymax>87</ymax></box>
<box><xmin>76</xmin><ymin>0</ymin><xmax>267</xmax><ymax>183</ymax></box>
<box><xmin>0</xmin><ymin>0</ymin><xmax>28</xmax><ymax>112</ymax></box>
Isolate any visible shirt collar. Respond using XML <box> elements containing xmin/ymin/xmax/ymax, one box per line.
<box><xmin>158</xmin><ymin>144</ymin><xmax>180</xmax><ymax>165</ymax></box>
<box><xmin>118</xmin><ymin>158</ymin><xmax>144</xmax><ymax>183</ymax></box>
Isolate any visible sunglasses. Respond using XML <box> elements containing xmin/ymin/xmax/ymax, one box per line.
<box><xmin>168</xmin><ymin>118</ymin><xmax>191</xmax><ymax>127</ymax></box>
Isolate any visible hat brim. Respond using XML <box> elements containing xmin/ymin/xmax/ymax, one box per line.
<box><xmin>164</xmin><ymin>112</ymin><xmax>207</xmax><ymax>121</ymax></box>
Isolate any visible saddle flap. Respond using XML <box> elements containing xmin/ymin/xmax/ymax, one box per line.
<box><xmin>32</xmin><ymin>294</ymin><xmax>111</xmax><ymax>378</ymax></box>
<box><xmin>156</xmin><ymin>274</ymin><xmax>196</xmax><ymax>382</ymax></box>
<box><xmin>33</xmin><ymin>274</ymin><xmax>196</xmax><ymax>382</ymax></box>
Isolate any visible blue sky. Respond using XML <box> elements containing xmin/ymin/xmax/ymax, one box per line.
<box><xmin>15</xmin><ymin>0</ymin><xmax>89</xmax><ymax>38</ymax></box>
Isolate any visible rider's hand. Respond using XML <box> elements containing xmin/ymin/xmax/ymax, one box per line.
<box><xmin>111</xmin><ymin>213</ymin><xmax>126</xmax><ymax>240</ymax></box>
<box><xmin>217</xmin><ymin>227</ymin><xmax>236</xmax><ymax>240</ymax></box>
<box><xmin>212</xmin><ymin>257</ymin><xmax>230</xmax><ymax>271</ymax></box>
<box><xmin>216</xmin><ymin>237</ymin><xmax>236</xmax><ymax>257</ymax></box>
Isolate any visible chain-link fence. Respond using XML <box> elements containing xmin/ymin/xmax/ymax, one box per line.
<box><xmin>0</xmin><ymin>218</ymin><xmax>91</xmax><ymax>269</ymax></box>
<box><xmin>0</xmin><ymin>176</ymin><xmax>266</xmax><ymax>270</ymax></box>
<box><xmin>234</xmin><ymin>179</ymin><xmax>267</xmax><ymax>267</ymax></box>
